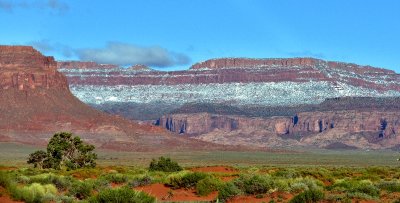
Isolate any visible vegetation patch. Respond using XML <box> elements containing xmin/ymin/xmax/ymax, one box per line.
<box><xmin>196</xmin><ymin>176</ymin><xmax>222</xmax><ymax>196</ymax></box>
<box><xmin>88</xmin><ymin>187</ymin><xmax>155</xmax><ymax>203</ymax></box>
<box><xmin>234</xmin><ymin>174</ymin><xmax>274</xmax><ymax>195</ymax></box>
<box><xmin>2</xmin><ymin>144</ymin><xmax>400</xmax><ymax>203</ymax></box>
<box><xmin>167</xmin><ymin>171</ymin><xmax>208</xmax><ymax>189</ymax></box>
<box><xmin>149</xmin><ymin>156</ymin><xmax>183</xmax><ymax>172</ymax></box>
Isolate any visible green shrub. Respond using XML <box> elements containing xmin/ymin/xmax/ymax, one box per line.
<box><xmin>128</xmin><ymin>176</ymin><xmax>152</xmax><ymax>188</ymax></box>
<box><xmin>29</xmin><ymin>173</ymin><xmax>73</xmax><ymax>191</ymax></box>
<box><xmin>365</xmin><ymin>167</ymin><xmax>390</xmax><ymax>177</ymax></box>
<box><xmin>377</xmin><ymin>180</ymin><xmax>400</xmax><ymax>192</ymax></box>
<box><xmin>149</xmin><ymin>156</ymin><xmax>182</xmax><ymax>172</ymax></box>
<box><xmin>289</xmin><ymin>177</ymin><xmax>323</xmax><ymax>193</ymax></box>
<box><xmin>217</xmin><ymin>182</ymin><xmax>241</xmax><ymax>202</ymax></box>
<box><xmin>289</xmin><ymin>189</ymin><xmax>324</xmax><ymax>203</ymax></box>
<box><xmin>300</xmin><ymin>168</ymin><xmax>332</xmax><ymax>181</ymax></box>
<box><xmin>102</xmin><ymin>173</ymin><xmax>128</xmax><ymax>184</ymax></box>
<box><xmin>41</xmin><ymin>192</ymin><xmax>58</xmax><ymax>202</ymax></box>
<box><xmin>16</xmin><ymin>175</ymin><xmax>30</xmax><ymax>184</ymax></box>
<box><xmin>273</xmin><ymin>169</ymin><xmax>301</xmax><ymax>179</ymax></box>
<box><xmin>234</xmin><ymin>174</ymin><xmax>274</xmax><ymax>195</ymax></box>
<box><xmin>14</xmin><ymin>183</ymin><xmax>57</xmax><ymax>203</ymax></box>
<box><xmin>325</xmin><ymin>194</ymin><xmax>351</xmax><ymax>203</ymax></box>
<box><xmin>330</xmin><ymin>179</ymin><xmax>379</xmax><ymax>198</ymax></box>
<box><xmin>346</xmin><ymin>192</ymin><xmax>376</xmax><ymax>200</ymax></box>
<box><xmin>92</xmin><ymin>178</ymin><xmax>111</xmax><ymax>191</ymax></box>
<box><xmin>356</xmin><ymin>180</ymin><xmax>380</xmax><ymax>197</ymax></box>
<box><xmin>58</xmin><ymin>195</ymin><xmax>75</xmax><ymax>203</ymax></box>
<box><xmin>0</xmin><ymin>171</ymin><xmax>11</xmax><ymax>188</ymax></box>
<box><xmin>290</xmin><ymin>182</ymin><xmax>309</xmax><ymax>193</ymax></box>
<box><xmin>89</xmin><ymin>187</ymin><xmax>155</xmax><ymax>203</ymax></box>
<box><xmin>273</xmin><ymin>178</ymin><xmax>290</xmax><ymax>192</ymax></box>
<box><xmin>196</xmin><ymin>176</ymin><xmax>222</xmax><ymax>196</ymax></box>
<box><xmin>68</xmin><ymin>180</ymin><xmax>93</xmax><ymax>200</ymax></box>
<box><xmin>168</xmin><ymin>172</ymin><xmax>208</xmax><ymax>189</ymax></box>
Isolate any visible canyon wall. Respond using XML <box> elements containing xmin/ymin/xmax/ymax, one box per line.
<box><xmin>156</xmin><ymin>98</ymin><xmax>400</xmax><ymax>149</ymax></box>
<box><xmin>56</xmin><ymin>57</ymin><xmax>400</xmax><ymax>149</ymax></box>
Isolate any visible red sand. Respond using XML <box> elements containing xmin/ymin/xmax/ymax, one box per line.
<box><xmin>220</xmin><ymin>175</ymin><xmax>238</xmax><ymax>182</ymax></box>
<box><xmin>135</xmin><ymin>183</ymin><xmax>218</xmax><ymax>202</ymax></box>
<box><xmin>0</xmin><ymin>196</ymin><xmax>23</xmax><ymax>203</ymax></box>
<box><xmin>0</xmin><ymin>187</ymin><xmax>23</xmax><ymax>203</ymax></box>
<box><xmin>0</xmin><ymin>166</ymin><xmax>17</xmax><ymax>171</ymax></box>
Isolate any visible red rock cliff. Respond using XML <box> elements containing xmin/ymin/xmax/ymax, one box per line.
<box><xmin>0</xmin><ymin>46</ymin><xmax>67</xmax><ymax>90</ymax></box>
<box><xmin>190</xmin><ymin>58</ymin><xmax>394</xmax><ymax>74</ymax></box>
<box><xmin>190</xmin><ymin>58</ymin><xmax>320</xmax><ymax>69</ymax></box>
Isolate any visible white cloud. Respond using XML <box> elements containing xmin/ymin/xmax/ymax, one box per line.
<box><xmin>76</xmin><ymin>42</ymin><xmax>191</xmax><ymax>67</ymax></box>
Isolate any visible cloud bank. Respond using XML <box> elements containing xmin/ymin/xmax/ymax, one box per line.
<box><xmin>76</xmin><ymin>42</ymin><xmax>191</xmax><ymax>67</ymax></box>
<box><xmin>30</xmin><ymin>40</ymin><xmax>191</xmax><ymax>68</ymax></box>
<box><xmin>0</xmin><ymin>0</ymin><xmax>68</xmax><ymax>12</ymax></box>
<box><xmin>29</xmin><ymin>40</ymin><xmax>73</xmax><ymax>57</ymax></box>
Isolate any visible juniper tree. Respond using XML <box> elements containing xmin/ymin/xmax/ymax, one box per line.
<box><xmin>27</xmin><ymin>132</ymin><xmax>97</xmax><ymax>170</ymax></box>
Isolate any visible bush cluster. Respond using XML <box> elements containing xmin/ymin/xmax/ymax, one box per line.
<box><xmin>149</xmin><ymin>156</ymin><xmax>183</xmax><ymax>172</ymax></box>
<box><xmin>168</xmin><ymin>171</ymin><xmax>208</xmax><ymax>189</ymax></box>
<box><xmin>102</xmin><ymin>173</ymin><xmax>128</xmax><ymax>184</ymax></box>
<box><xmin>234</xmin><ymin>174</ymin><xmax>274</xmax><ymax>195</ymax></box>
<box><xmin>329</xmin><ymin>179</ymin><xmax>380</xmax><ymax>199</ymax></box>
<box><xmin>12</xmin><ymin>183</ymin><xmax>58</xmax><ymax>203</ymax></box>
<box><xmin>217</xmin><ymin>182</ymin><xmax>241</xmax><ymax>202</ymax></box>
<box><xmin>88</xmin><ymin>187</ymin><xmax>155</xmax><ymax>203</ymax></box>
<box><xmin>68</xmin><ymin>181</ymin><xmax>94</xmax><ymax>200</ymax></box>
<box><xmin>196</xmin><ymin>176</ymin><xmax>222</xmax><ymax>196</ymax></box>
<box><xmin>128</xmin><ymin>175</ymin><xmax>153</xmax><ymax>187</ymax></box>
<box><xmin>289</xmin><ymin>189</ymin><xmax>325</xmax><ymax>203</ymax></box>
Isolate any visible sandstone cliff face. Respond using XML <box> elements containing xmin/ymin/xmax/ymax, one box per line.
<box><xmin>0</xmin><ymin>46</ymin><xmax>67</xmax><ymax>90</ymax></box>
<box><xmin>190</xmin><ymin>58</ymin><xmax>320</xmax><ymax>69</ymax></box>
<box><xmin>157</xmin><ymin>109</ymin><xmax>400</xmax><ymax>149</ymax></box>
<box><xmin>190</xmin><ymin>58</ymin><xmax>393</xmax><ymax>74</ymax></box>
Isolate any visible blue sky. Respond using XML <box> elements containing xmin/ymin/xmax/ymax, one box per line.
<box><xmin>0</xmin><ymin>0</ymin><xmax>399</xmax><ymax>72</ymax></box>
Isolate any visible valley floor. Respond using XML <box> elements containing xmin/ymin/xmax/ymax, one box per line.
<box><xmin>0</xmin><ymin>142</ymin><xmax>398</xmax><ymax>167</ymax></box>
